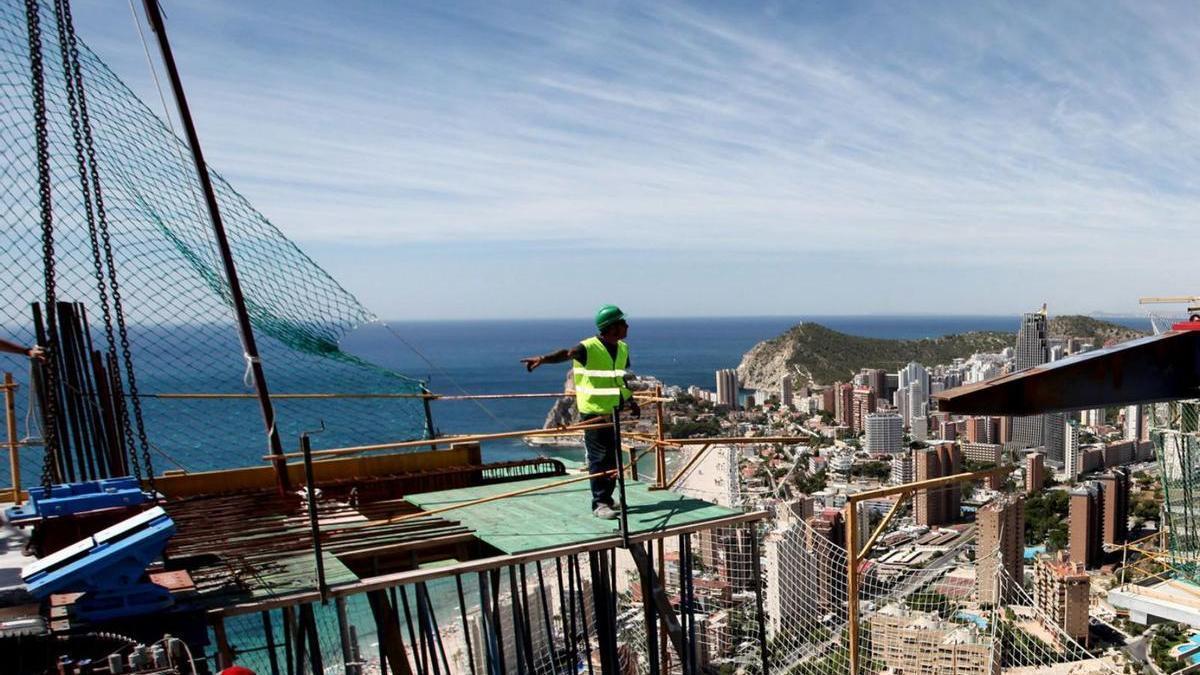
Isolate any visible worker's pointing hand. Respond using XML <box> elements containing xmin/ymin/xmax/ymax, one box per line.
<box><xmin>27</xmin><ymin>345</ymin><xmax>46</xmax><ymax>362</ymax></box>
<box><xmin>521</xmin><ymin>356</ymin><xmax>542</xmax><ymax>372</ymax></box>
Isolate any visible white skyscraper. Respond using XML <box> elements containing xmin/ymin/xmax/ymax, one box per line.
<box><xmin>891</xmin><ymin>453</ymin><xmax>914</xmax><ymax>485</ymax></box>
<box><xmin>780</xmin><ymin>375</ymin><xmax>794</xmax><ymax>409</ymax></box>
<box><xmin>1044</xmin><ymin>411</ymin><xmax>1067</xmax><ymax>466</ymax></box>
<box><xmin>897</xmin><ymin>362</ymin><xmax>929</xmax><ymax>399</ymax></box>
<box><xmin>1012</xmin><ymin>311</ymin><xmax>1050</xmax><ymax>448</ymax></box>
<box><xmin>715</xmin><ymin>369</ymin><xmax>738</xmax><ymax>409</ymax></box>
<box><xmin>1081</xmin><ymin>408</ymin><xmax>1104</xmax><ymax>428</ymax></box>
<box><xmin>865</xmin><ymin>412</ymin><xmax>904</xmax><ymax>454</ymax></box>
<box><xmin>1124</xmin><ymin>405</ymin><xmax>1143</xmax><ymax>442</ymax></box>
<box><xmin>763</xmin><ymin>521</ymin><xmax>801</xmax><ymax>634</ymax></box>
<box><xmin>1064</xmin><ymin>418</ymin><xmax>1082</xmax><ymax>480</ymax></box>
<box><xmin>910</xmin><ymin>416</ymin><xmax>929</xmax><ymax>443</ymax></box>
<box><xmin>892</xmin><ymin>378</ymin><xmax>927</xmax><ymax>432</ymax></box>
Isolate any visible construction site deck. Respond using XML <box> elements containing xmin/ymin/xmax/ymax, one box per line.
<box><xmin>143</xmin><ymin>450</ymin><xmax>760</xmax><ymax>618</ymax></box>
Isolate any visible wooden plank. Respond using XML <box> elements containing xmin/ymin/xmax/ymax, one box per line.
<box><xmin>154</xmin><ymin>445</ymin><xmax>480</xmax><ymax>497</ymax></box>
<box><xmin>336</xmin><ymin>533</ymin><xmax>477</xmax><ymax>560</ymax></box>
<box><xmin>5</xmin><ymin>373</ymin><xmax>20</xmax><ymax>502</ymax></box>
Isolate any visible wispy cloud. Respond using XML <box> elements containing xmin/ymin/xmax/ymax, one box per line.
<box><xmin>71</xmin><ymin>0</ymin><xmax>1200</xmax><ymax>318</ymax></box>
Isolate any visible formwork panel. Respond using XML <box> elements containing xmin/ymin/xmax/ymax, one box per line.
<box><xmin>406</xmin><ymin>475</ymin><xmax>742</xmax><ymax>554</ymax></box>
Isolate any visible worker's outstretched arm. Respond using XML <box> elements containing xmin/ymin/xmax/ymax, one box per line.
<box><xmin>0</xmin><ymin>337</ymin><xmax>43</xmax><ymax>360</ymax></box>
<box><xmin>521</xmin><ymin>345</ymin><xmax>583</xmax><ymax>372</ymax></box>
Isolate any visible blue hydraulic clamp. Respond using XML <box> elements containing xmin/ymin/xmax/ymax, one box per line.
<box><xmin>21</xmin><ymin>506</ymin><xmax>177</xmax><ymax>622</ymax></box>
<box><xmin>4</xmin><ymin>477</ymin><xmax>152</xmax><ymax>523</ymax></box>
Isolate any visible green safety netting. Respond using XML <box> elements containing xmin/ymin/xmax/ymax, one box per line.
<box><xmin>1</xmin><ymin>0</ymin><xmax>428</xmax><ymax>487</ymax></box>
<box><xmin>1151</xmin><ymin>400</ymin><xmax>1200</xmax><ymax>582</ymax></box>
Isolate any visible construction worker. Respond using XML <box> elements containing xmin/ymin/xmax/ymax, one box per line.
<box><xmin>0</xmin><ymin>337</ymin><xmax>44</xmax><ymax>360</ymax></box>
<box><xmin>522</xmin><ymin>304</ymin><xmax>639</xmax><ymax>519</ymax></box>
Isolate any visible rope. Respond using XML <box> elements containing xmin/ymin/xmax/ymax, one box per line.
<box><xmin>375</xmin><ymin>319</ymin><xmax>509</xmax><ymax>429</ymax></box>
<box><xmin>372</xmin><ymin>318</ymin><xmax>559</xmax><ymax>459</ymax></box>
<box><xmin>243</xmin><ymin>353</ymin><xmax>259</xmax><ymax>389</ymax></box>
<box><xmin>125</xmin><ymin>0</ymin><xmax>214</xmax><ymax>261</ymax></box>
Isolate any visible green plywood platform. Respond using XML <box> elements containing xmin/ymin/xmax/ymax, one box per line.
<box><xmin>405</xmin><ymin>475</ymin><xmax>743</xmax><ymax>555</ymax></box>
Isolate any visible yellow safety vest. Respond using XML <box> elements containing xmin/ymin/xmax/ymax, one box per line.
<box><xmin>573</xmin><ymin>337</ymin><xmax>631</xmax><ymax>416</ymax></box>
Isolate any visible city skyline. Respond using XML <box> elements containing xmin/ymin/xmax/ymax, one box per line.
<box><xmin>70</xmin><ymin>1</ymin><xmax>1200</xmax><ymax>320</ymax></box>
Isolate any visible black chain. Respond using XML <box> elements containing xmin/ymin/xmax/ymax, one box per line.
<box><xmin>24</xmin><ymin>0</ymin><xmax>61</xmax><ymax>494</ymax></box>
<box><xmin>51</xmin><ymin>0</ymin><xmax>153</xmax><ymax>491</ymax></box>
<box><xmin>54</xmin><ymin>0</ymin><xmax>156</xmax><ymax>494</ymax></box>
<box><xmin>51</xmin><ymin>0</ymin><xmax>123</xmax><ymax>480</ymax></box>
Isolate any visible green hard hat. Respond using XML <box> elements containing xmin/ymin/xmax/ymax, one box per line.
<box><xmin>595</xmin><ymin>304</ymin><xmax>626</xmax><ymax>330</ymax></box>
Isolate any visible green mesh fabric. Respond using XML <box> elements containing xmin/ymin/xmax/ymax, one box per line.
<box><xmin>1151</xmin><ymin>400</ymin><xmax>1200</xmax><ymax>582</ymax></box>
<box><xmin>1</xmin><ymin>1</ymin><xmax>427</xmax><ymax>484</ymax></box>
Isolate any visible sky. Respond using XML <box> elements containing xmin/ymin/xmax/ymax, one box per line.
<box><xmin>69</xmin><ymin>0</ymin><xmax>1200</xmax><ymax>320</ymax></box>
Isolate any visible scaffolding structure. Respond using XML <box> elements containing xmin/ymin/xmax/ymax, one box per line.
<box><xmin>1150</xmin><ymin>399</ymin><xmax>1200</xmax><ymax>582</ymax></box>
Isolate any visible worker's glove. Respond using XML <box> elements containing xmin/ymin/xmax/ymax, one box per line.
<box><xmin>628</xmin><ymin>398</ymin><xmax>641</xmax><ymax>419</ymax></box>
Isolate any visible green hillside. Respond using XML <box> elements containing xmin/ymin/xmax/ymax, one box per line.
<box><xmin>736</xmin><ymin>315</ymin><xmax>1147</xmax><ymax>388</ymax></box>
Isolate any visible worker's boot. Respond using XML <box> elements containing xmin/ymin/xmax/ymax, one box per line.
<box><xmin>593</xmin><ymin>504</ymin><xmax>619</xmax><ymax>520</ymax></box>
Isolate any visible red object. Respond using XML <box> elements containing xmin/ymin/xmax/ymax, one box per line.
<box><xmin>1172</xmin><ymin>321</ymin><xmax>1200</xmax><ymax>331</ymax></box>
<box><xmin>149</xmin><ymin>570</ymin><xmax>196</xmax><ymax>592</ymax></box>
<box><xmin>221</xmin><ymin>668</ymin><xmax>256</xmax><ymax>675</ymax></box>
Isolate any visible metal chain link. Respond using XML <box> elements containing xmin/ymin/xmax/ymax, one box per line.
<box><xmin>24</xmin><ymin>0</ymin><xmax>62</xmax><ymax>493</ymax></box>
<box><xmin>51</xmin><ymin>0</ymin><xmax>125</xmax><ymax>481</ymax></box>
<box><xmin>55</xmin><ymin>0</ymin><xmax>156</xmax><ymax>494</ymax></box>
<box><xmin>52</xmin><ymin>0</ymin><xmax>155</xmax><ymax>492</ymax></box>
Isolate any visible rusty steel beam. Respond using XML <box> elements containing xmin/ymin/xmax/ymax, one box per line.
<box><xmin>936</xmin><ymin>330</ymin><xmax>1200</xmax><ymax>416</ymax></box>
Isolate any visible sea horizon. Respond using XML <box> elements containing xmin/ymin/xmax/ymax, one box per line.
<box><xmin>2</xmin><ymin>313</ymin><xmax>1160</xmax><ymax>483</ymax></box>
<box><xmin>378</xmin><ymin>311</ymin><xmax>1154</xmax><ymax>324</ymax></box>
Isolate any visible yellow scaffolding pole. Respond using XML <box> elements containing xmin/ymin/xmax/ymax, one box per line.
<box><xmin>843</xmin><ymin>464</ymin><xmax>1014</xmax><ymax>674</ymax></box>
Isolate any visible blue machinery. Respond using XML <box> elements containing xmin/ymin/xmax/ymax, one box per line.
<box><xmin>5</xmin><ymin>477</ymin><xmax>152</xmax><ymax>522</ymax></box>
<box><xmin>20</xmin><ymin>505</ymin><xmax>176</xmax><ymax>622</ymax></box>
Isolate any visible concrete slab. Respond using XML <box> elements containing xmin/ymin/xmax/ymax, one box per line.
<box><xmin>1109</xmin><ymin>578</ymin><xmax>1200</xmax><ymax>627</ymax></box>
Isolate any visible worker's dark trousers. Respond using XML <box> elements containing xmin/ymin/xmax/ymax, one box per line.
<box><xmin>582</xmin><ymin>414</ymin><xmax>617</xmax><ymax>510</ymax></box>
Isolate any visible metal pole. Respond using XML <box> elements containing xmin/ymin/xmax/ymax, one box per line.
<box><xmin>749</xmin><ymin>525</ymin><xmax>769</xmax><ymax>675</ymax></box>
<box><xmin>300</xmin><ymin>432</ymin><xmax>328</xmax><ymax>602</ymax></box>
<box><xmin>572</xmin><ymin>556</ymin><xmax>594</xmax><ymax>675</ymax></box>
<box><xmin>262</xmin><ymin>611</ymin><xmax>281</xmax><ymax>675</ymax></box>
<box><xmin>612</xmin><ymin>410</ymin><xmax>631</xmax><ymax>547</ymax></box>
<box><xmin>336</xmin><ymin>597</ymin><xmax>355</xmax><ymax>675</ymax></box>
<box><xmin>421</xmin><ymin>385</ymin><xmax>437</xmax><ymax>439</ymax></box>
<box><xmin>654</xmin><ymin>385</ymin><xmax>667</xmax><ymax>488</ymax></box>
<box><xmin>845</xmin><ymin>500</ymin><xmax>859</xmax><ymax>675</ymax></box>
<box><xmin>455</xmin><ymin>575</ymin><xmax>478</xmax><ymax>675</ymax></box>
<box><xmin>658</xmin><ymin>539</ymin><xmax>670</xmax><ymax>672</ymax></box>
<box><xmin>641</xmin><ymin>545</ymin><xmax>661</xmax><ymax>675</ymax></box>
<box><xmin>140</xmin><ymin>0</ymin><xmax>291</xmax><ymax>494</ymax></box>
<box><xmin>5</xmin><ymin>374</ymin><xmax>20</xmax><ymax>503</ymax></box>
